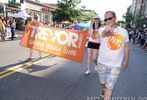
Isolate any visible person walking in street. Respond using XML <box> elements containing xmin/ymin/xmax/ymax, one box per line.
<box><xmin>97</xmin><ymin>11</ymin><xmax>130</xmax><ymax>100</ymax></box>
<box><xmin>85</xmin><ymin>15</ymin><xmax>101</xmax><ymax>75</ymax></box>
<box><xmin>25</xmin><ymin>14</ymin><xmax>42</xmax><ymax>61</ymax></box>
<box><xmin>142</xmin><ymin>29</ymin><xmax>147</xmax><ymax>50</ymax></box>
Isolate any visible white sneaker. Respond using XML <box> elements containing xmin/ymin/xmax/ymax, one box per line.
<box><xmin>95</xmin><ymin>65</ymin><xmax>98</xmax><ymax>71</ymax></box>
<box><xmin>85</xmin><ymin>70</ymin><xmax>91</xmax><ymax>75</ymax></box>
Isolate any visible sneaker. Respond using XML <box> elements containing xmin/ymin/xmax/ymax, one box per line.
<box><xmin>100</xmin><ymin>90</ymin><xmax>105</xmax><ymax>99</ymax></box>
<box><xmin>95</xmin><ymin>65</ymin><xmax>98</xmax><ymax>71</ymax></box>
<box><xmin>25</xmin><ymin>58</ymin><xmax>32</xmax><ymax>61</ymax></box>
<box><xmin>85</xmin><ymin>70</ymin><xmax>91</xmax><ymax>75</ymax></box>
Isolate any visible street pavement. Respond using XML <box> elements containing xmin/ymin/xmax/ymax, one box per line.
<box><xmin>0</xmin><ymin>36</ymin><xmax>147</xmax><ymax>100</ymax></box>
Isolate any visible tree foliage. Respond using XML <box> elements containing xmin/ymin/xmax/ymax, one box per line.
<box><xmin>79</xmin><ymin>10</ymin><xmax>97</xmax><ymax>22</ymax></box>
<box><xmin>8</xmin><ymin>0</ymin><xmax>21</xmax><ymax>8</ymax></box>
<box><xmin>117</xmin><ymin>20</ymin><xmax>125</xmax><ymax>26</ymax></box>
<box><xmin>123</xmin><ymin>11</ymin><xmax>134</xmax><ymax>28</ymax></box>
<box><xmin>123</xmin><ymin>12</ymin><xmax>133</xmax><ymax>24</ymax></box>
<box><xmin>135</xmin><ymin>17</ymin><xmax>147</xmax><ymax>28</ymax></box>
<box><xmin>52</xmin><ymin>0</ymin><xmax>82</xmax><ymax>22</ymax></box>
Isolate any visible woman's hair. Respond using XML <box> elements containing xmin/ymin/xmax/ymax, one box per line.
<box><xmin>34</xmin><ymin>14</ymin><xmax>40</xmax><ymax>22</ymax></box>
<box><xmin>92</xmin><ymin>19</ymin><xmax>101</xmax><ymax>30</ymax></box>
<box><xmin>27</xmin><ymin>17</ymin><xmax>32</xmax><ymax>21</ymax></box>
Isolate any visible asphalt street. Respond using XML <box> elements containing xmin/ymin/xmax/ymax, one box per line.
<box><xmin>0</xmin><ymin>39</ymin><xmax>147</xmax><ymax>100</ymax></box>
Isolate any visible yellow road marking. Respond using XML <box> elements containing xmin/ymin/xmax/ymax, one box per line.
<box><xmin>0</xmin><ymin>55</ymin><xmax>55</xmax><ymax>79</ymax></box>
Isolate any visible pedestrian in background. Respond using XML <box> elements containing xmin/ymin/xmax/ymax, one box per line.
<box><xmin>5</xmin><ymin>18</ymin><xmax>11</xmax><ymax>39</ymax></box>
<box><xmin>142</xmin><ymin>29</ymin><xmax>147</xmax><ymax>50</ymax></box>
<box><xmin>10</xmin><ymin>19</ymin><xmax>16</xmax><ymax>40</ymax></box>
<box><xmin>71</xmin><ymin>20</ymin><xmax>80</xmax><ymax>30</ymax></box>
<box><xmin>0</xmin><ymin>16</ymin><xmax>6</xmax><ymax>42</ymax></box>
<box><xmin>85</xmin><ymin>15</ymin><xmax>101</xmax><ymax>75</ymax></box>
<box><xmin>97</xmin><ymin>11</ymin><xmax>130</xmax><ymax>100</ymax></box>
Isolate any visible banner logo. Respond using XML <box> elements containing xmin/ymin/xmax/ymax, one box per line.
<box><xmin>107</xmin><ymin>34</ymin><xmax>124</xmax><ymax>50</ymax></box>
<box><xmin>20</xmin><ymin>22</ymin><xmax>88</xmax><ymax>63</ymax></box>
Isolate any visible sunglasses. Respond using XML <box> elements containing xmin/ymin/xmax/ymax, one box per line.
<box><xmin>104</xmin><ymin>17</ymin><xmax>114</xmax><ymax>22</ymax></box>
<box><xmin>34</xmin><ymin>16</ymin><xmax>38</xmax><ymax>18</ymax></box>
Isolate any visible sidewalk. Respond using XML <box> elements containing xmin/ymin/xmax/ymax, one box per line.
<box><xmin>2</xmin><ymin>30</ymin><xmax>24</xmax><ymax>41</ymax></box>
<box><xmin>15</xmin><ymin>30</ymin><xmax>24</xmax><ymax>36</ymax></box>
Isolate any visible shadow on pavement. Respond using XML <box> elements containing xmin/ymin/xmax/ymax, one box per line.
<box><xmin>0</xmin><ymin>60</ymin><xmax>31</xmax><ymax>72</ymax></box>
<box><xmin>25</xmin><ymin>63</ymin><xmax>57</xmax><ymax>73</ymax></box>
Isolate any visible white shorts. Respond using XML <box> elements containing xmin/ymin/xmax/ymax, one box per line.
<box><xmin>97</xmin><ymin>63</ymin><xmax>121</xmax><ymax>89</ymax></box>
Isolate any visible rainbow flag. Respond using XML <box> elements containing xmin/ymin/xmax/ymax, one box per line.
<box><xmin>72</xmin><ymin>21</ymin><xmax>91</xmax><ymax>30</ymax></box>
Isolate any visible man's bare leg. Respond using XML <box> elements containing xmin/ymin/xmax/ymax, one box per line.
<box><xmin>104</xmin><ymin>89</ymin><xmax>112</xmax><ymax>100</ymax></box>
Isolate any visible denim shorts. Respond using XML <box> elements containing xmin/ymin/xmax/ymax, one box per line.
<box><xmin>97</xmin><ymin>63</ymin><xmax>121</xmax><ymax>89</ymax></box>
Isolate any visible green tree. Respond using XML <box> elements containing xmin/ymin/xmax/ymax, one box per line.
<box><xmin>123</xmin><ymin>12</ymin><xmax>133</xmax><ymax>24</ymax></box>
<box><xmin>117</xmin><ymin>20</ymin><xmax>125</xmax><ymax>26</ymax></box>
<box><xmin>123</xmin><ymin>12</ymin><xmax>133</xmax><ymax>28</ymax></box>
<box><xmin>135</xmin><ymin>17</ymin><xmax>146</xmax><ymax>28</ymax></box>
<box><xmin>52</xmin><ymin>0</ymin><xmax>82</xmax><ymax>22</ymax></box>
<box><xmin>8</xmin><ymin>0</ymin><xmax>21</xmax><ymax>8</ymax></box>
<box><xmin>80</xmin><ymin>10</ymin><xmax>97</xmax><ymax>22</ymax></box>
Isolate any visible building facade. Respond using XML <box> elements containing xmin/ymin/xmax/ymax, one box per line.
<box><xmin>129</xmin><ymin>0</ymin><xmax>147</xmax><ymax>27</ymax></box>
<box><xmin>25</xmin><ymin>0</ymin><xmax>54</xmax><ymax>24</ymax></box>
<box><xmin>130</xmin><ymin>0</ymin><xmax>137</xmax><ymax>16</ymax></box>
<box><xmin>0</xmin><ymin>0</ymin><xmax>55</xmax><ymax>24</ymax></box>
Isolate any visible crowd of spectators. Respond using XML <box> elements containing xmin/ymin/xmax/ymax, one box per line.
<box><xmin>0</xmin><ymin>15</ymin><xmax>78</xmax><ymax>42</ymax></box>
<box><xmin>0</xmin><ymin>15</ymin><xmax>16</xmax><ymax>42</ymax></box>
<box><xmin>1</xmin><ymin>15</ymin><xmax>147</xmax><ymax>52</ymax></box>
<box><xmin>129</xmin><ymin>27</ymin><xmax>147</xmax><ymax>51</ymax></box>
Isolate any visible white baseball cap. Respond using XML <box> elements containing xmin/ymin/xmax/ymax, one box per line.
<box><xmin>94</xmin><ymin>15</ymin><xmax>100</xmax><ymax>19</ymax></box>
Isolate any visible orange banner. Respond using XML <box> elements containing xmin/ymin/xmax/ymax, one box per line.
<box><xmin>20</xmin><ymin>22</ymin><xmax>88</xmax><ymax>63</ymax></box>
